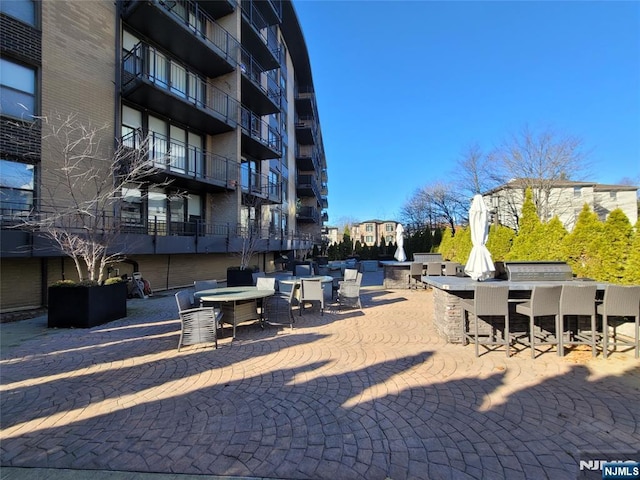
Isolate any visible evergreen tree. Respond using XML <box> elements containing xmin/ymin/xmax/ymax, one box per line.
<box><xmin>600</xmin><ymin>208</ymin><xmax>633</xmax><ymax>283</ymax></box>
<box><xmin>507</xmin><ymin>188</ymin><xmax>544</xmax><ymax>260</ymax></box>
<box><xmin>453</xmin><ymin>226</ymin><xmax>473</xmax><ymax>264</ymax></box>
<box><xmin>486</xmin><ymin>224</ymin><xmax>515</xmax><ymax>261</ymax></box>
<box><xmin>538</xmin><ymin>216</ymin><xmax>568</xmax><ymax>260</ymax></box>
<box><xmin>563</xmin><ymin>204</ymin><xmax>604</xmax><ymax>279</ymax></box>
<box><xmin>622</xmin><ymin>220</ymin><xmax>640</xmax><ymax>284</ymax></box>
<box><xmin>438</xmin><ymin>227</ymin><xmax>456</xmax><ymax>260</ymax></box>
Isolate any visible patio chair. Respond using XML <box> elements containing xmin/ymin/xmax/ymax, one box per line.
<box><xmin>263</xmin><ymin>282</ymin><xmax>300</xmax><ymax>329</ymax></box>
<box><xmin>426</xmin><ymin>262</ymin><xmax>442</xmax><ymax>276</ymax></box>
<box><xmin>194</xmin><ymin>279</ymin><xmax>217</xmax><ymax>293</ymax></box>
<box><xmin>194</xmin><ymin>279</ymin><xmax>218</xmax><ymax>306</ymax></box>
<box><xmin>256</xmin><ymin>277</ymin><xmax>276</xmax><ymax>320</ymax></box>
<box><xmin>558</xmin><ymin>283</ymin><xmax>598</xmax><ymax>357</ymax></box>
<box><xmin>409</xmin><ymin>262</ymin><xmax>425</xmax><ymax>289</ymax></box>
<box><xmin>443</xmin><ymin>262</ymin><xmax>461</xmax><ymax>276</ymax></box>
<box><xmin>461</xmin><ymin>285</ymin><xmax>510</xmax><ymax>357</ymax></box>
<box><xmin>344</xmin><ymin>268</ymin><xmax>358</xmax><ymax>282</ymax></box>
<box><xmin>300</xmin><ymin>278</ymin><xmax>324</xmax><ymax>316</ymax></box>
<box><xmin>515</xmin><ymin>285</ymin><xmax>562</xmax><ymax>359</ymax></box>
<box><xmin>597</xmin><ymin>285</ymin><xmax>640</xmax><ymax>359</ymax></box>
<box><xmin>252</xmin><ymin>271</ymin><xmax>266</xmax><ymax>284</ymax></box>
<box><xmin>338</xmin><ymin>272</ymin><xmax>363</xmax><ymax>309</ymax></box>
<box><xmin>175</xmin><ymin>290</ymin><xmax>222</xmax><ymax>351</ymax></box>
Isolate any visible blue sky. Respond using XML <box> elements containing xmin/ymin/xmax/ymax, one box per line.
<box><xmin>292</xmin><ymin>0</ymin><xmax>640</xmax><ymax>224</ymax></box>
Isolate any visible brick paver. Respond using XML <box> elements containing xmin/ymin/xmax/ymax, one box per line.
<box><xmin>1</xmin><ymin>281</ymin><xmax>639</xmax><ymax>479</ymax></box>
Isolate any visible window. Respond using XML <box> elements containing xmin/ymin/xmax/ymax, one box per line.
<box><xmin>0</xmin><ymin>159</ymin><xmax>34</xmax><ymax>215</ymax></box>
<box><xmin>0</xmin><ymin>59</ymin><xmax>36</xmax><ymax>119</ymax></box>
<box><xmin>573</xmin><ymin>187</ymin><xmax>582</xmax><ymax>198</ymax></box>
<box><xmin>386</xmin><ymin>224</ymin><xmax>394</xmax><ymax>232</ymax></box>
<box><xmin>609</xmin><ymin>191</ymin><xmax>617</xmax><ymax>200</ymax></box>
<box><xmin>1</xmin><ymin>0</ymin><xmax>35</xmax><ymax>26</ymax></box>
<box><xmin>365</xmin><ymin>224</ymin><xmax>374</xmax><ymax>232</ymax></box>
<box><xmin>120</xmin><ymin>184</ymin><xmax>143</xmax><ymax>228</ymax></box>
<box><xmin>365</xmin><ymin>235</ymin><xmax>374</xmax><ymax>244</ymax></box>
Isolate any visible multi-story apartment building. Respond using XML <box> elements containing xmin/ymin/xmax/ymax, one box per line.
<box><xmin>483</xmin><ymin>179</ymin><xmax>638</xmax><ymax>231</ymax></box>
<box><xmin>0</xmin><ymin>0</ymin><xmax>328</xmax><ymax>312</ymax></box>
<box><xmin>351</xmin><ymin>220</ymin><xmax>397</xmax><ymax>246</ymax></box>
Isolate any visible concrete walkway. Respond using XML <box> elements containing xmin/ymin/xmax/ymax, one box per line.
<box><xmin>1</xmin><ymin>274</ymin><xmax>639</xmax><ymax>480</ymax></box>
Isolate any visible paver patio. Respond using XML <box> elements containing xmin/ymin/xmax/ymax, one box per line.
<box><xmin>1</xmin><ymin>278</ymin><xmax>639</xmax><ymax>480</ymax></box>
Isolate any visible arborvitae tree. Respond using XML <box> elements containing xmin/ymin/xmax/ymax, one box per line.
<box><xmin>453</xmin><ymin>226</ymin><xmax>473</xmax><ymax>264</ymax></box>
<box><xmin>432</xmin><ymin>227</ymin><xmax>443</xmax><ymax>250</ymax></box>
<box><xmin>379</xmin><ymin>236</ymin><xmax>387</xmax><ymax>255</ymax></box>
<box><xmin>563</xmin><ymin>204</ymin><xmax>604</xmax><ymax>279</ymax></box>
<box><xmin>370</xmin><ymin>242</ymin><xmax>380</xmax><ymax>259</ymax></box>
<box><xmin>486</xmin><ymin>224</ymin><xmax>515</xmax><ymax>262</ymax></box>
<box><xmin>622</xmin><ymin>220</ymin><xmax>640</xmax><ymax>284</ymax></box>
<box><xmin>354</xmin><ymin>240</ymin><xmax>363</xmax><ymax>258</ymax></box>
<box><xmin>600</xmin><ymin>208</ymin><xmax>633</xmax><ymax>283</ymax></box>
<box><xmin>538</xmin><ymin>216</ymin><xmax>568</xmax><ymax>260</ymax></box>
<box><xmin>437</xmin><ymin>227</ymin><xmax>456</xmax><ymax>260</ymax></box>
<box><xmin>507</xmin><ymin>188</ymin><xmax>544</xmax><ymax>260</ymax></box>
<box><xmin>327</xmin><ymin>243</ymin><xmax>338</xmax><ymax>261</ymax></box>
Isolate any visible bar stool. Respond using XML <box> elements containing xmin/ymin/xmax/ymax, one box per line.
<box><xmin>515</xmin><ymin>286</ymin><xmax>562</xmax><ymax>359</ymax></box>
<box><xmin>597</xmin><ymin>285</ymin><xmax>640</xmax><ymax>359</ymax></box>
<box><xmin>558</xmin><ymin>283</ymin><xmax>598</xmax><ymax>357</ymax></box>
<box><xmin>461</xmin><ymin>285</ymin><xmax>510</xmax><ymax>357</ymax></box>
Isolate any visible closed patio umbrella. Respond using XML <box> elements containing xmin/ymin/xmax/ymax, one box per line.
<box><xmin>464</xmin><ymin>194</ymin><xmax>495</xmax><ymax>281</ymax></box>
<box><xmin>394</xmin><ymin>223</ymin><xmax>407</xmax><ymax>262</ymax></box>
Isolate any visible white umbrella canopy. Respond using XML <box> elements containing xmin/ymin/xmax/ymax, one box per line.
<box><xmin>394</xmin><ymin>223</ymin><xmax>407</xmax><ymax>262</ymax></box>
<box><xmin>464</xmin><ymin>194</ymin><xmax>495</xmax><ymax>281</ymax></box>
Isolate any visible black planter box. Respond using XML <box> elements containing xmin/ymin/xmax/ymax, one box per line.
<box><xmin>48</xmin><ymin>282</ymin><xmax>128</xmax><ymax>328</ymax></box>
<box><xmin>226</xmin><ymin>267</ymin><xmax>255</xmax><ymax>287</ymax></box>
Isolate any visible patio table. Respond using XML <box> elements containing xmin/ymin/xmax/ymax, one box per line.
<box><xmin>194</xmin><ymin>286</ymin><xmax>275</xmax><ymax>338</ymax></box>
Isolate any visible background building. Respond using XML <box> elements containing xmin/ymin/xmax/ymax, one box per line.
<box><xmin>0</xmin><ymin>0</ymin><xmax>328</xmax><ymax>312</ymax></box>
<box><xmin>483</xmin><ymin>179</ymin><xmax>638</xmax><ymax>231</ymax></box>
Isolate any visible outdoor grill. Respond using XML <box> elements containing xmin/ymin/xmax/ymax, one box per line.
<box><xmin>503</xmin><ymin>261</ymin><xmax>573</xmax><ymax>282</ymax></box>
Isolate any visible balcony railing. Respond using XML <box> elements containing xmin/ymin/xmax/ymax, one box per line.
<box><xmin>240</xmin><ymin>48</ymin><xmax>281</xmax><ymax>104</ymax></box>
<box><xmin>241</xmin><ymin>169</ymin><xmax>281</xmax><ymax>202</ymax></box>
<box><xmin>122</xmin><ymin>130</ymin><xmax>238</xmax><ymax>187</ymax></box>
<box><xmin>240</xmin><ymin>106</ymin><xmax>281</xmax><ymax>155</ymax></box>
<box><xmin>1</xmin><ymin>208</ymin><xmax>315</xmax><ymax>247</ymax></box>
<box><xmin>122</xmin><ymin>0</ymin><xmax>240</xmax><ymax>71</ymax></box>
<box><xmin>123</xmin><ymin>42</ymin><xmax>239</xmax><ymax>127</ymax></box>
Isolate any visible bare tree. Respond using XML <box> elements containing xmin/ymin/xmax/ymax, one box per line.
<box><xmin>455</xmin><ymin>142</ymin><xmax>498</xmax><ymax>198</ymax></box>
<box><xmin>13</xmin><ymin>112</ymin><xmax>169</xmax><ymax>284</ymax></box>
<box><xmin>489</xmin><ymin>125</ymin><xmax>590</xmax><ymax>221</ymax></box>
<box><xmin>400</xmin><ymin>182</ymin><xmax>467</xmax><ymax>232</ymax></box>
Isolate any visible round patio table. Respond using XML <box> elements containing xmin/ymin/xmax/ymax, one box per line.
<box><xmin>194</xmin><ymin>286</ymin><xmax>275</xmax><ymax>338</ymax></box>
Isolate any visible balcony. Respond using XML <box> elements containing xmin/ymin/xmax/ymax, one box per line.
<box><xmin>241</xmin><ymin>2</ymin><xmax>280</xmax><ymax>70</ymax></box>
<box><xmin>121</xmin><ymin>130</ymin><xmax>239</xmax><ymax>192</ymax></box>
<box><xmin>245</xmin><ymin>0</ymin><xmax>281</xmax><ymax>27</ymax></box>
<box><xmin>240</xmin><ymin>49</ymin><xmax>280</xmax><ymax>116</ymax></box>
<box><xmin>296</xmin><ymin>174</ymin><xmax>320</xmax><ymax>200</ymax></box>
<box><xmin>241</xmin><ymin>170</ymin><xmax>281</xmax><ymax>204</ymax></box>
<box><xmin>122</xmin><ymin>44</ymin><xmax>238</xmax><ymax>135</ymax></box>
<box><xmin>295</xmin><ymin>115</ymin><xmax>317</xmax><ymax>145</ymax></box>
<box><xmin>198</xmin><ymin>0</ymin><xmax>236</xmax><ymax>19</ymax></box>
<box><xmin>297</xmin><ymin>205</ymin><xmax>320</xmax><ymax>224</ymax></box>
<box><xmin>240</xmin><ymin>107</ymin><xmax>281</xmax><ymax>160</ymax></box>
<box><xmin>321</xmin><ymin>196</ymin><xmax>328</xmax><ymax>209</ymax></box>
<box><xmin>295</xmin><ymin>86</ymin><xmax>317</xmax><ymax>117</ymax></box>
<box><xmin>121</xmin><ymin>0</ymin><xmax>239</xmax><ymax>78</ymax></box>
<box><xmin>295</xmin><ymin>144</ymin><xmax>320</xmax><ymax>172</ymax></box>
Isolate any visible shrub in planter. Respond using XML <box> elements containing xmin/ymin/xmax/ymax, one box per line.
<box><xmin>48</xmin><ymin>279</ymin><xmax>127</xmax><ymax>328</ymax></box>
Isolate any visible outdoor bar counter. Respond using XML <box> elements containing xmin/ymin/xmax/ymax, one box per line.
<box><xmin>422</xmin><ymin>275</ymin><xmax>607</xmax><ymax>344</ymax></box>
